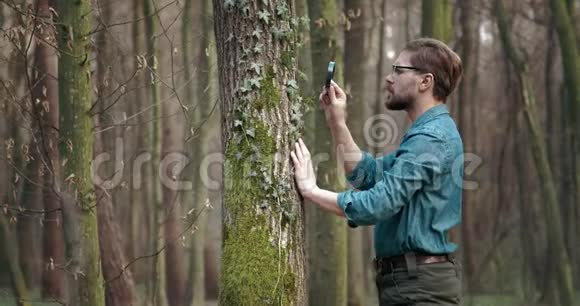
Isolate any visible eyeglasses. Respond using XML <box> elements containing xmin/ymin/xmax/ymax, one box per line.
<box><xmin>391</xmin><ymin>65</ymin><xmax>423</xmax><ymax>74</ymax></box>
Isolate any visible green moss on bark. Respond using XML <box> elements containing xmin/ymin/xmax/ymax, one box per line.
<box><xmin>281</xmin><ymin>51</ymin><xmax>294</xmax><ymax>69</ymax></box>
<box><xmin>221</xmin><ymin>121</ymin><xmax>297</xmax><ymax>305</ymax></box>
<box><xmin>255</xmin><ymin>66</ymin><xmax>281</xmax><ymax>111</ymax></box>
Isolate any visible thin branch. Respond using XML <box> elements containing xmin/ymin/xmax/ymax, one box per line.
<box><xmin>84</xmin><ymin>0</ymin><xmax>180</xmax><ymax>37</ymax></box>
<box><xmin>103</xmin><ymin>204</ymin><xmax>209</xmax><ymax>286</ymax></box>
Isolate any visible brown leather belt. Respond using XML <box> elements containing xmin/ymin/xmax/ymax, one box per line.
<box><xmin>374</xmin><ymin>252</ymin><xmax>451</xmax><ymax>273</ymax></box>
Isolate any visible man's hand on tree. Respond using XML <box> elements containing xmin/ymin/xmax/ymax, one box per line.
<box><xmin>290</xmin><ymin>138</ymin><xmax>318</xmax><ymax>199</ymax></box>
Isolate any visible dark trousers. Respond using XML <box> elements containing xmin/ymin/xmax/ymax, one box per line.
<box><xmin>375</xmin><ymin>255</ymin><xmax>462</xmax><ymax>305</ymax></box>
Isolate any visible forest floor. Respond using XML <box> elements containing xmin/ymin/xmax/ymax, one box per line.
<box><xmin>0</xmin><ymin>290</ymin><xmax>571</xmax><ymax>306</ymax></box>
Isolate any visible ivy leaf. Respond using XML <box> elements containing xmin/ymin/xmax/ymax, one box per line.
<box><xmin>258</xmin><ymin>10</ymin><xmax>271</xmax><ymax>24</ymax></box>
<box><xmin>233</xmin><ymin>134</ymin><xmax>243</xmax><ymax>144</ymax></box>
<box><xmin>235</xmin><ymin>152</ymin><xmax>243</xmax><ymax>160</ymax></box>
<box><xmin>249</xmin><ymin>153</ymin><xmax>258</xmax><ymax>162</ymax></box>
<box><xmin>224</xmin><ymin>0</ymin><xmax>235</xmax><ymax>9</ymax></box>
<box><xmin>246</xmin><ymin>128</ymin><xmax>256</xmax><ymax>138</ymax></box>
<box><xmin>287</xmin><ymin>79</ymin><xmax>298</xmax><ymax>89</ymax></box>
<box><xmin>283</xmin><ymin>211</ymin><xmax>296</xmax><ymax>221</ymax></box>
<box><xmin>253</xmin><ymin>43</ymin><xmax>264</xmax><ymax>54</ymax></box>
<box><xmin>252</xmin><ymin>28</ymin><xmax>263</xmax><ymax>39</ymax></box>
<box><xmin>272</xmin><ymin>27</ymin><xmax>286</xmax><ymax>40</ymax></box>
<box><xmin>276</xmin><ymin>3</ymin><xmax>289</xmax><ymax>17</ymax></box>
<box><xmin>290</xmin><ymin>17</ymin><xmax>299</xmax><ymax>27</ymax></box>
<box><xmin>240</xmin><ymin>79</ymin><xmax>251</xmax><ymax>93</ymax></box>
<box><xmin>250</xmin><ymin>62</ymin><xmax>262</xmax><ymax>74</ymax></box>
<box><xmin>234</xmin><ymin>119</ymin><xmax>243</xmax><ymax>127</ymax></box>
<box><xmin>249</xmin><ymin>77</ymin><xmax>262</xmax><ymax>89</ymax></box>
<box><xmin>248</xmin><ymin>170</ymin><xmax>257</xmax><ymax>177</ymax></box>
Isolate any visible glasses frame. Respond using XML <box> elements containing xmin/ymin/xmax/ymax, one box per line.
<box><xmin>392</xmin><ymin>65</ymin><xmax>423</xmax><ymax>74</ymax></box>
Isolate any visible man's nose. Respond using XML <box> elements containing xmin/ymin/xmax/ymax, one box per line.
<box><xmin>385</xmin><ymin>74</ymin><xmax>394</xmax><ymax>84</ymax></box>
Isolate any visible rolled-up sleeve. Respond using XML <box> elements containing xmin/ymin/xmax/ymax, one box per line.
<box><xmin>339</xmin><ymin>132</ymin><xmax>449</xmax><ymax>225</ymax></box>
<box><xmin>346</xmin><ymin>151</ymin><xmax>395</xmax><ymax>191</ymax></box>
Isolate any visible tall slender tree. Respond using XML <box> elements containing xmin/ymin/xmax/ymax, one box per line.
<box><xmin>161</xmin><ymin>13</ymin><xmax>187</xmax><ymax>306</ymax></box>
<box><xmin>458</xmin><ymin>0</ymin><xmax>479</xmax><ymax>291</ymax></box>
<box><xmin>184</xmin><ymin>0</ymin><xmax>215</xmax><ymax>305</ymax></box>
<box><xmin>32</xmin><ymin>0</ymin><xmax>67</xmax><ymax>299</ymax></box>
<box><xmin>307</xmin><ymin>0</ymin><xmax>347</xmax><ymax>304</ymax></box>
<box><xmin>57</xmin><ymin>0</ymin><xmax>105</xmax><ymax>304</ymax></box>
<box><xmin>16</xmin><ymin>137</ymin><xmax>42</xmax><ymax>289</ymax></box>
<box><xmin>344</xmin><ymin>0</ymin><xmax>372</xmax><ymax>304</ymax></box>
<box><xmin>213</xmin><ymin>0</ymin><xmax>307</xmax><ymax>304</ymax></box>
<box><xmin>421</xmin><ymin>0</ymin><xmax>452</xmax><ymax>41</ymax></box>
<box><xmin>0</xmin><ymin>211</ymin><xmax>31</xmax><ymax>306</ymax></box>
<box><xmin>495</xmin><ymin>0</ymin><xmax>575</xmax><ymax>304</ymax></box>
<box><xmin>129</xmin><ymin>0</ymin><xmax>144</xmax><ymax>266</ymax></box>
<box><xmin>143</xmin><ymin>0</ymin><xmax>168</xmax><ymax>305</ymax></box>
<box><xmin>549</xmin><ymin>0</ymin><xmax>580</xmax><ymax>282</ymax></box>
<box><xmin>93</xmin><ymin>1</ymin><xmax>138</xmax><ymax>305</ymax></box>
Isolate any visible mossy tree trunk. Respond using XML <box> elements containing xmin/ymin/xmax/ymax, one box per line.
<box><xmin>344</xmin><ymin>0</ymin><xmax>372</xmax><ymax>305</ymax></box>
<box><xmin>57</xmin><ymin>0</ymin><xmax>105</xmax><ymax>304</ymax></box>
<box><xmin>143</xmin><ymin>1</ymin><xmax>168</xmax><ymax>305</ymax></box>
<box><xmin>307</xmin><ymin>0</ymin><xmax>347</xmax><ymax>304</ymax></box>
<box><xmin>214</xmin><ymin>0</ymin><xmax>307</xmax><ymax>304</ymax></box>
<box><xmin>421</xmin><ymin>0</ymin><xmax>452</xmax><ymax>41</ymax></box>
<box><xmin>549</xmin><ymin>0</ymin><xmax>580</xmax><ymax>286</ymax></box>
<box><xmin>495</xmin><ymin>1</ymin><xmax>575</xmax><ymax>305</ymax></box>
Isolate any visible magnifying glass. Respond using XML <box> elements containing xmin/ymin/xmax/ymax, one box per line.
<box><xmin>325</xmin><ymin>61</ymin><xmax>335</xmax><ymax>89</ymax></box>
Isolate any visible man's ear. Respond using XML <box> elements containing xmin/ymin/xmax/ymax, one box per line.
<box><xmin>418</xmin><ymin>73</ymin><xmax>434</xmax><ymax>93</ymax></box>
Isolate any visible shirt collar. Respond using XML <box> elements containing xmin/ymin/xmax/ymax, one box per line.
<box><xmin>411</xmin><ymin>104</ymin><xmax>449</xmax><ymax>128</ymax></box>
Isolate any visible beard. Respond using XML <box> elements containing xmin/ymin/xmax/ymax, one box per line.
<box><xmin>385</xmin><ymin>90</ymin><xmax>414</xmax><ymax>111</ymax></box>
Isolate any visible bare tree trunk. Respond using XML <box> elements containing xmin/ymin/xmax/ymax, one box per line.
<box><xmin>19</xmin><ymin>85</ymin><xmax>43</xmax><ymax>293</ymax></box>
<box><xmin>95</xmin><ymin>183</ymin><xmax>138</xmax><ymax>306</ymax></box>
<box><xmin>184</xmin><ymin>0</ymin><xmax>215</xmax><ymax>305</ymax></box>
<box><xmin>143</xmin><ymin>0</ymin><xmax>168</xmax><ymax>305</ymax></box>
<box><xmin>514</xmin><ymin>94</ymin><xmax>540</xmax><ymax>302</ymax></box>
<box><xmin>307</xmin><ymin>0</ymin><xmax>348</xmax><ymax>304</ymax></box>
<box><xmin>553</xmin><ymin>0</ymin><xmax>580</xmax><ymax>285</ymax></box>
<box><xmin>129</xmin><ymin>0</ymin><xmax>144</xmax><ymax>273</ymax></box>
<box><xmin>161</xmin><ymin>69</ymin><xmax>186</xmax><ymax>306</ymax></box>
<box><xmin>24</xmin><ymin>0</ymin><xmax>68</xmax><ymax>300</ymax></box>
<box><xmin>0</xmin><ymin>211</ymin><xmax>32</xmax><ymax>306</ymax></box>
<box><xmin>457</xmin><ymin>0</ymin><xmax>479</xmax><ymax>291</ymax></box>
<box><xmin>93</xmin><ymin>1</ymin><xmax>138</xmax><ymax>304</ymax></box>
<box><xmin>345</xmin><ymin>0</ymin><xmax>372</xmax><ymax>304</ymax></box>
<box><xmin>214</xmin><ymin>0</ymin><xmax>307</xmax><ymax>304</ymax></box>
<box><xmin>495</xmin><ymin>1</ymin><xmax>575</xmax><ymax>304</ymax></box>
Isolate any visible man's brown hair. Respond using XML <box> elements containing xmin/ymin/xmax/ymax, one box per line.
<box><xmin>403</xmin><ymin>38</ymin><xmax>463</xmax><ymax>101</ymax></box>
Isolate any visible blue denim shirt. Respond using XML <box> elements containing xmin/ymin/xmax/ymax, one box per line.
<box><xmin>337</xmin><ymin>104</ymin><xmax>463</xmax><ymax>257</ymax></box>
